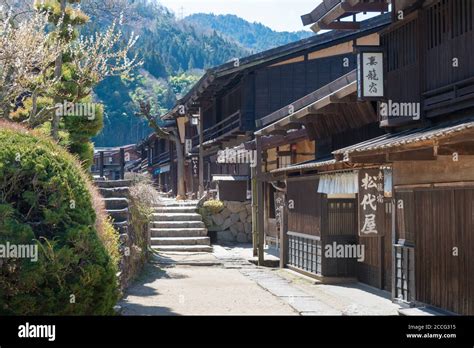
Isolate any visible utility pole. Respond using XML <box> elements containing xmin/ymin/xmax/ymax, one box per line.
<box><xmin>198</xmin><ymin>107</ymin><xmax>204</xmax><ymax>198</ymax></box>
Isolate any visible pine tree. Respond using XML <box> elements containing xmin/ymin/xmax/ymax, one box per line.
<box><xmin>35</xmin><ymin>0</ymin><xmax>103</xmax><ymax>167</ymax></box>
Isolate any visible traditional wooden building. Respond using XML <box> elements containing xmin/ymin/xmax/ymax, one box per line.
<box><xmin>159</xmin><ymin>14</ymin><xmax>390</xmax><ymax>198</ymax></box>
<box><xmin>92</xmin><ymin>144</ymin><xmax>140</xmax><ymax>180</ymax></box>
<box><xmin>255</xmin><ymin>0</ymin><xmax>474</xmax><ymax>315</ymax></box>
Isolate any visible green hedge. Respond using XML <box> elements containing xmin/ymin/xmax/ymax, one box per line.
<box><xmin>0</xmin><ymin>123</ymin><xmax>118</xmax><ymax>315</ymax></box>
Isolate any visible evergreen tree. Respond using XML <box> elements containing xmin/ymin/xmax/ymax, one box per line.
<box><xmin>36</xmin><ymin>0</ymin><xmax>103</xmax><ymax>167</ymax></box>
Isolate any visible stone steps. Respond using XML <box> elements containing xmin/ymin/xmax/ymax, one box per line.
<box><xmin>104</xmin><ymin>197</ymin><xmax>129</xmax><ymax>210</ymax></box>
<box><xmin>95</xmin><ymin>179</ymin><xmax>133</xmax><ymax>289</ymax></box>
<box><xmin>152</xmin><ymin>213</ymin><xmax>203</xmax><ymax>221</ymax></box>
<box><xmin>151</xmin><ymin>200</ymin><xmax>211</xmax><ymax>253</ymax></box>
<box><xmin>113</xmin><ymin>220</ymin><xmax>129</xmax><ymax>234</ymax></box>
<box><xmin>95</xmin><ymin>180</ymin><xmax>132</xmax><ymax>189</ymax></box>
<box><xmin>150</xmin><ymin>221</ymin><xmax>206</xmax><ymax>229</ymax></box>
<box><xmin>154</xmin><ymin>206</ymin><xmax>197</xmax><ymax>213</ymax></box>
<box><xmin>151</xmin><ymin>237</ymin><xmax>210</xmax><ymax>246</ymax></box>
<box><xmin>155</xmin><ymin>200</ymin><xmax>198</xmax><ymax>207</ymax></box>
<box><xmin>99</xmin><ymin>187</ymin><xmax>130</xmax><ymax>199</ymax></box>
<box><xmin>150</xmin><ymin>228</ymin><xmax>208</xmax><ymax>238</ymax></box>
<box><xmin>108</xmin><ymin>208</ymin><xmax>129</xmax><ymax>223</ymax></box>
<box><xmin>151</xmin><ymin>245</ymin><xmax>213</xmax><ymax>252</ymax></box>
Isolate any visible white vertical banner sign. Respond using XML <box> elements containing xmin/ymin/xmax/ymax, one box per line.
<box><xmin>357</xmin><ymin>47</ymin><xmax>384</xmax><ymax>100</ymax></box>
<box><xmin>185</xmin><ymin>139</ymin><xmax>192</xmax><ymax>154</ymax></box>
<box><xmin>362</xmin><ymin>52</ymin><xmax>384</xmax><ymax>98</ymax></box>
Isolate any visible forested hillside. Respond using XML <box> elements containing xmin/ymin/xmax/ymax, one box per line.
<box><xmin>92</xmin><ymin>0</ymin><xmax>310</xmax><ymax>146</ymax></box>
<box><xmin>185</xmin><ymin>13</ymin><xmax>312</xmax><ymax>53</ymax></box>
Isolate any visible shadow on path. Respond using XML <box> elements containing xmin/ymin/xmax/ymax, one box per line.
<box><xmin>119</xmin><ymin>263</ymin><xmax>187</xmax><ymax>316</ymax></box>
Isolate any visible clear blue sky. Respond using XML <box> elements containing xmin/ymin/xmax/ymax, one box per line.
<box><xmin>157</xmin><ymin>0</ymin><xmax>323</xmax><ymax>32</ymax></box>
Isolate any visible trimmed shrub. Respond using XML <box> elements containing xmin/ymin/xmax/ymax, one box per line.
<box><xmin>202</xmin><ymin>200</ymin><xmax>224</xmax><ymax>215</ymax></box>
<box><xmin>0</xmin><ymin>121</ymin><xmax>119</xmax><ymax>315</ymax></box>
<box><xmin>198</xmin><ymin>200</ymin><xmax>224</xmax><ymax>228</ymax></box>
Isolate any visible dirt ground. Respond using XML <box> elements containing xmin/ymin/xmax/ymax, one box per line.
<box><xmin>119</xmin><ymin>262</ymin><xmax>298</xmax><ymax>315</ymax></box>
<box><xmin>119</xmin><ymin>245</ymin><xmax>400</xmax><ymax>316</ymax></box>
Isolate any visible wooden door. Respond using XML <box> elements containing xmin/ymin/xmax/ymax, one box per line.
<box><xmin>414</xmin><ymin>188</ymin><xmax>474</xmax><ymax>315</ymax></box>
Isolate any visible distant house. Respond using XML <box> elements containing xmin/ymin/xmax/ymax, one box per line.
<box><xmin>92</xmin><ymin>144</ymin><xmax>140</xmax><ymax>180</ymax></box>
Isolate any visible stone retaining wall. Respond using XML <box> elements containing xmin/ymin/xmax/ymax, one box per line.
<box><xmin>206</xmin><ymin>201</ymin><xmax>253</xmax><ymax>243</ymax></box>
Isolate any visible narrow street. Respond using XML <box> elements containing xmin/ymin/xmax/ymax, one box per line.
<box><xmin>119</xmin><ymin>245</ymin><xmax>401</xmax><ymax>316</ymax></box>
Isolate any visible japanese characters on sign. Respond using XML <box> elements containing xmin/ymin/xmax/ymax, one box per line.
<box><xmin>358</xmin><ymin>169</ymin><xmax>385</xmax><ymax>237</ymax></box>
<box><xmin>274</xmin><ymin>192</ymin><xmax>285</xmax><ymax>232</ymax></box>
<box><xmin>357</xmin><ymin>50</ymin><xmax>384</xmax><ymax>100</ymax></box>
<box><xmin>191</xmin><ymin>156</ymin><xmax>199</xmax><ymax>178</ymax></box>
<box><xmin>185</xmin><ymin>139</ymin><xmax>193</xmax><ymax>155</ymax></box>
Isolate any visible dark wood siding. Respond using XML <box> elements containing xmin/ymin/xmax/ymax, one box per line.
<box><xmin>414</xmin><ymin>187</ymin><xmax>474</xmax><ymax>315</ymax></box>
<box><xmin>323</xmin><ymin>199</ymin><xmax>358</xmax><ymax>277</ymax></box>
<box><xmin>254</xmin><ymin>53</ymin><xmax>355</xmax><ymax>120</ymax></box>
<box><xmin>380</xmin><ymin>13</ymin><xmax>421</xmax><ymax>127</ymax></box>
<box><xmin>287</xmin><ymin>178</ymin><xmax>324</xmax><ymax>236</ymax></box>
<box><xmin>218</xmin><ymin>181</ymin><xmax>248</xmax><ymax>202</ymax></box>
<box><xmin>358</xmin><ymin>201</ymin><xmax>393</xmax><ymax>290</ymax></box>
<box><xmin>395</xmin><ymin>186</ymin><xmax>474</xmax><ymax>314</ymax></box>
<box><xmin>395</xmin><ymin>190</ymin><xmax>416</xmax><ymax>243</ymax></box>
<box><xmin>424</xmin><ymin>0</ymin><xmax>474</xmax><ymax>91</ymax></box>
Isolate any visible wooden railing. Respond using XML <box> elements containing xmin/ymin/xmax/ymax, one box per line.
<box><xmin>193</xmin><ymin>110</ymin><xmax>241</xmax><ymax>146</ymax></box>
<box><xmin>287</xmin><ymin>232</ymin><xmax>322</xmax><ymax>275</ymax></box>
<box><xmin>423</xmin><ymin>76</ymin><xmax>474</xmax><ymax>118</ymax></box>
<box><xmin>151</xmin><ymin>151</ymin><xmax>170</xmax><ymax>166</ymax></box>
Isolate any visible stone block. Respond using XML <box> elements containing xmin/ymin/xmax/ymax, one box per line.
<box><xmin>212</xmin><ymin>213</ymin><xmax>224</xmax><ymax>226</ymax></box>
<box><xmin>237</xmin><ymin>233</ymin><xmax>248</xmax><ymax>243</ymax></box>
<box><xmin>217</xmin><ymin>230</ymin><xmax>234</xmax><ymax>242</ymax></box>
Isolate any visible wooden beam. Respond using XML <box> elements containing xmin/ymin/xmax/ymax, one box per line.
<box><xmin>438</xmin><ymin>141</ymin><xmax>474</xmax><ymax>156</ymax></box>
<box><xmin>347</xmin><ymin>153</ymin><xmax>388</xmax><ymax>164</ymax></box>
<box><xmin>341</xmin><ymin>2</ymin><xmax>389</xmax><ymax>13</ymax></box>
<box><xmin>301</xmin><ymin>0</ymin><xmax>341</xmax><ymax>26</ymax></box>
<box><xmin>312</xmin><ymin>21</ymin><xmax>361</xmax><ymax>32</ymax></box>
<box><xmin>256</xmin><ymin>135</ymin><xmax>265</xmax><ymax>266</ymax></box>
<box><xmin>387</xmin><ymin>148</ymin><xmax>437</xmax><ymax>161</ymax></box>
<box><xmin>269</xmin><ymin>129</ymin><xmax>288</xmax><ymax>136</ymax></box>
<box><xmin>279</xmin><ymin>190</ymin><xmax>289</xmax><ymax>268</ymax></box>
<box><xmin>303</xmin><ymin>121</ymin><xmax>318</xmax><ymax>141</ymax></box>
<box><xmin>308</xmin><ymin>103</ymin><xmax>341</xmax><ymax>115</ymax></box>
<box><xmin>286</xmin><ymin>122</ymin><xmax>304</xmax><ymax>130</ymax></box>
<box><xmin>330</xmin><ymin>94</ymin><xmax>358</xmax><ymax>103</ymax></box>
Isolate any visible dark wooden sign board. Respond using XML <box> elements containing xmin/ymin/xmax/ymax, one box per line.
<box><xmin>358</xmin><ymin>168</ymin><xmax>385</xmax><ymax>237</ymax></box>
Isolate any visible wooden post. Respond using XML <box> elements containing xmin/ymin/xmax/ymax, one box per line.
<box><xmin>99</xmin><ymin>151</ymin><xmax>104</xmax><ymax>178</ymax></box>
<box><xmin>119</xmin><ymin>148</ymin><xmax>125</xmax><ymax>180</ymax></box>
<box><xmin>251</xmin><ymin>166</ymin><xmax>258</xmax><ymax>257</ymax></box>
<box><xmin>256</xmin><ymin>135</ymin><xmax>265</xmax><ymax>266</ymax></box>
<box><xmin>391</xmin><ymin>197</ymin><xmax>397</xmax><ymax>301</ymax></box>
<box><xmin>279</xmin><ymin>186</ymin><xmax>289</xmax><ymax>268</ymax></box>
<box><xmin>198</xmin><ymin>107</ymin><xmax>204</xmax><ymax>198</ymax></box>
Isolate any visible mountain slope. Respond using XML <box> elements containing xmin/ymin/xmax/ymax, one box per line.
<box><xmin>91</xmin><ymin>1</ymin><xmax>250</xmax><ymax>147</ymax></box>
<box><xmin>91</xmin><ymin>1</ymin><xmax>312</xmax><ymax>147</ymax></box>
<box><xmin>185</xmin><ymin>13</ymin><xmax>312</xmax><ymax>53</ymax></box>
